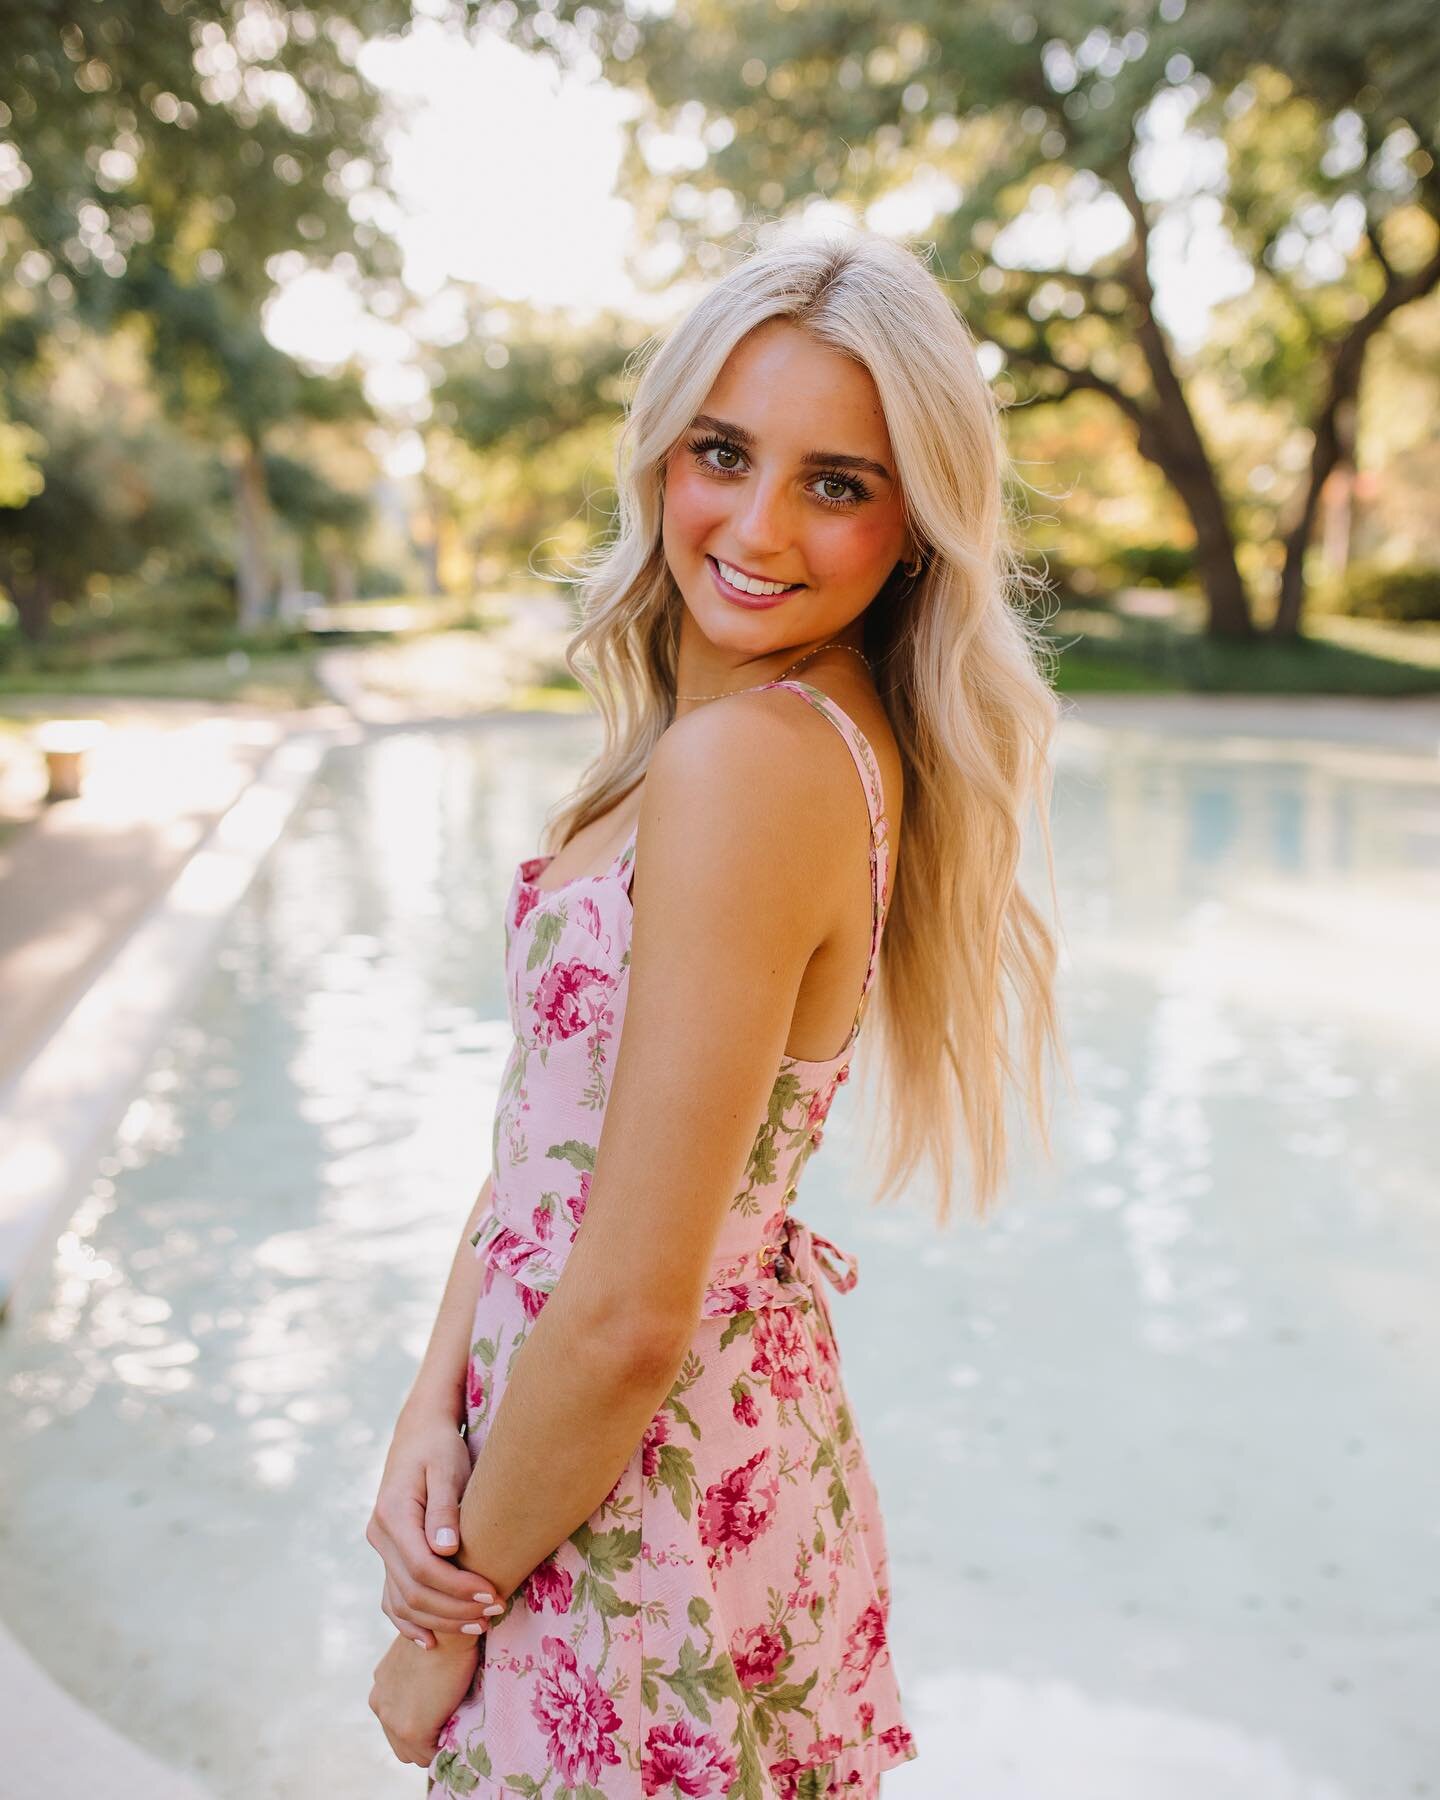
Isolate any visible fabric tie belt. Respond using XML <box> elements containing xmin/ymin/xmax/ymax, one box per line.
<box><xmin>471</xmin><ymin>1205</ymin><xmax>859</xmax><ymax>1321</ymax></box>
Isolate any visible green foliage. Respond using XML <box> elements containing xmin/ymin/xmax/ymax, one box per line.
<box><xmin>1334</xmin><ymin>562</ymin><xmax>1440</xmax><ymax>623</ymax></box>
<box><xmin>474</xmin><ymin>0</ymin><xmax>1440</xmax><ymax>636</ymax></box>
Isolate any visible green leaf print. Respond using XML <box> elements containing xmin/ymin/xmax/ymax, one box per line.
<box><xmin>472</xmin><ymin>1334</ymin><xmax>498</xmax><ymax>1367</ymax></box>
<box><xmin>546</xmin><ymin>1137</ymin><xmax>597</xmax><ymax>1172</ymax></box>
<box><xmin>504</xmin><ymin>1775</ymin><xmax>544</xmax><ymax>1797</ymax></box>
<box><xmin>667</xmin><ymin>1391</ymin><xmax>702</xmax><ymax>1442</ymax></box>
<box><xmin>571</xmin><ymin>1521</ymin><xmax>642</xmax><ymax>1580</ymax></box>
<box><xmin>640</xmin><ymin>1654</ymin><xmax>664</xmax><ymax>1713</ymax></box>
<box><xmin>727</xmin><ymin>1707</ymin><xmax>770</xmax><ymax>1800</ymax></box>
<box><xmin>591</xmin><ymin>1579</ymin><xmax>641</xmax><ymax>1619</ymax></box>
<box><xmin>662</xmin><ymin>1636</ymin><xmax>715</xmax><ymax>1723</ymax></box>
<box><xmin>835</xmin><ymin>1399</ymin><xmax>854</xmax><ymax>1445</ymax></box>
<box><xmin>829</xmin><ymin>1470</ymin><xmax>851</xmax><ymax>1527</ymax></box>
<box><xmin>719</xmin><ymin>1309</ymin><xmax>756</xmax><ymax>1351</ymax></box>
<box><xmin>465</xmin><ymin>1742</ymin><xmax>493</xmax><ymax>1778</ymax></box>
<box><xmin>430</xmin><ymin>1751</ymin><xmax>478</xmax><ymax>1793</ymax></box>
<box><xmin>795</xmin><ymin>1768</ymin><xmax>834</xmax><ymax>1800</ymax></box>
<box><xmin>761</xmin><ymin>1670</ymin><xmax>818</xmax><ymax>1713</ymax></box>
<box><xmin>687</xmin><ymin>1596</ymin><xmax>711</xmax><ymax>1628</ymax></box>
<box><xmin>654</xmin><ymin>1441</ymin><xmax>696</xmax><ymax>1520</ymax></box>
<box><xmin>526</xmin><ymin>910</ymin><xmax>565</xmax><ymax>971</ymax></box>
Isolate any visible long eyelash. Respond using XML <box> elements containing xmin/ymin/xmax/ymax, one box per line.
<box><xmin>685</xmin><ymin>433</ymin><xmax>873</xmax><ymax>508</ymax></box>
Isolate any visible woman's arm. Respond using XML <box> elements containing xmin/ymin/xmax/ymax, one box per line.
<box><xmin>451</xmin><ymin>692</ymin><xmax>855</xmax><ymax>1597</ymax></box>
<box><xmin>399</xmin><ymin>1170</ymin><xmax>496</xmax><ymax>1426</ymax></box>
<box><xmin>367</xmin><ymin>1171</ymin><xmax>505</xmax><ymax>1649</ymax></box>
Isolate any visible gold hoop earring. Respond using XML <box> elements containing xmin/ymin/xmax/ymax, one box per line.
<box><xmin>902</xmin><ymin>554</ymin><xmax>923</xmax><ymax>580</ymax></box>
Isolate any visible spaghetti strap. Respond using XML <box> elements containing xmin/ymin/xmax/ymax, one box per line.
<box><xmin>760</xmin><ymin>677</ymin><xmax>892</xmax><ymax>1034</ymax></box>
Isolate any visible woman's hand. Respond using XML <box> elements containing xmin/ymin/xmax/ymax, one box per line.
<box><xmin>369</xmin><ymin>1630</ymin><xmax>479</xmax><ymax>1768</ymax></box>
<box><xmin>366</xmin><ymin>1406</ymin><xmax>512</xmax><ymax>1648</ymax></box>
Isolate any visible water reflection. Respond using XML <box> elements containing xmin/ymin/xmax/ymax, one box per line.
<box><xmin>1</xmin><ymin>712</ymin><xmax>1437</xmax><ymax>1798</ymax></box>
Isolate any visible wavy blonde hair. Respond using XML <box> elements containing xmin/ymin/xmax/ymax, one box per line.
<box><xmin>547</xmin><ymin>223</ymin><xmax>1068</xmax><ymax>1225</ymax></box>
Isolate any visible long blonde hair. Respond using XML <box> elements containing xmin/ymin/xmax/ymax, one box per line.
<box><xmin>548</xmin><ymin>223</ymin><xmax>1067</xmax><ymax>1225</ymax></box>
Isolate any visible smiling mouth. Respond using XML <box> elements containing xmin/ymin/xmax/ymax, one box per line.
<box><xmin>706</xmin><ymin>554</ymin><xmax>805</xmax><ymax>597</ymax></box>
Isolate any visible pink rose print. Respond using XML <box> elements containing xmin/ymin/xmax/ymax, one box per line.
<box><xmin>716</xmin><ymin>1284</ymin><xmax>750</xmax><ymax>1314</ymax></box>
<box><xmin>766</xmin><ymin>1757</ymin><xmax>814</xmax><ymax>1800</ymax></box>
<box><xmin>640</xmin><ymin>1717</ymin><xmax>737</xmax><ymax>1797</ymax></box>
<box><xmin>698</xmin><ymin>1446</ymin><xmax>780</xmax><ymax>1567</ymax></box>
<box><xmin>730</xmin><ymin>1623</ymin><xmax>785</xmax><ymax>1689</ymax></box>
<box><xmin>641</xmin><ymin>1410</ymin><xmax>669</xmax><ymax>1478</ymax></box>
<box><xmin>812</xmin><ymin>1325</ymin><xmax>837</xmax><ymax>1393</ymax></box>
<box><xmin>529</xmin><ymin>1634</ymin><xmax>622</xmax><ymax>1787</ymax></box>
<box><xmin>514</xmin><ymin>883</ymin><xmax>540</xmax><ymax>929</ymax></box>
<box><xmin>576</xmin><ymin>893</ymin><xmax>609</xmax><ymax>952</ymax></box>
<box><xmin>532</xmin><ymin>1199</ymin><xmax>554</xmax><ymax>1242</ymax></box>
<box><xmin>465</xmin><ymin>1362</ymin><xmax>485</xmax><ymax>1416</ymax></box>
<box><xmin>565</xmin><ymin>1168</ymin><xmax>590</xmax><ymax>1227</ymax></box>
<box><xmin>517</xmin><ymin>1282</ymin><xmax>550</xmax><ymax>1321</ymax></box>
<box><xmin>535</xmin><ymin>958</ymin><xmax>615</xmax><ymax>1043</ymax></box>
<box><xmin>840</xmin><ymin>1600</ymin><xmax>889</xmax><ymax>1693</ymax></box>
<box><xmin>878</xmin><ymin>1722</ymin><xmax>916</xmax><ymax>1757</ymax></box>
<box><xmin>525</xmin><ymin>1554</ymin><xmax>574</xmax><ymax>1615</ymax></box>
<box><xmin>731</xmin><ymin>1382</ymin><xmax>759</xmax><ymax>1428</ymax></box>
<box><xmin>858</xmin><ymin>1700</ymin><xmax>875</xmax><ymax>1734</ymax></box>
<box><xmin>750</xmin><ymin>1305</ymin><xmax>813</xmax><ymax>1400</ymax></box>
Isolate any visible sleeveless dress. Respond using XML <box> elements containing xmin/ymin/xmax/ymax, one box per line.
<box><xmin>427</xmin><ymin>678</ymin><xmax>919</xmax><ymax>1800</ymax></box>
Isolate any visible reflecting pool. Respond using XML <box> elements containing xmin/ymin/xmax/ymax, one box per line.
<box><xmin>1</xmin><ymin>704</ymin><xmax>1436</xmax><ymax>1799</ymax></box>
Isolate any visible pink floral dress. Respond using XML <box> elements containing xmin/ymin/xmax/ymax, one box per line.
<box><xmin>427</xmin><ymin>679</ymin><xmax>919</xmax><ymax>1799</ymax></box>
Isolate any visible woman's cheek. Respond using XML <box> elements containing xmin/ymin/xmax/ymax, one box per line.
<box><xmin>663</xmin><ymin>462</ymin><xmax>728</xmax><ymax>551</ymax></box>
<box><xmin>809</xmin><ymin>510</ymin><xmax>904</xmax><ymax>594</ymax></box>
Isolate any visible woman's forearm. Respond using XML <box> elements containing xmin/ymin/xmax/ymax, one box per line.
<box><xmin>399</xmin><ymin>1171</ymin><xmax>496</xmax><ymax>1425</ymax></box>
<box><xmin>454</xmin><ymin>1285</ymin><xmax>681</xmax><ymax>1600</ymax></box>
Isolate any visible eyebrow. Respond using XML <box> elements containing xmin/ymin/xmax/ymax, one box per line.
<box><xmin>688</xmin><ymin>413</ymin><xmax>894</xmax><ymax>485</ymax></box>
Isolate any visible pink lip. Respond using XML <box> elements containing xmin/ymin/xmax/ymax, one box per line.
<box><xmin>706</xmin><ymin>554</ymin><xmax>803</xmax><ymax>611</ymax></box>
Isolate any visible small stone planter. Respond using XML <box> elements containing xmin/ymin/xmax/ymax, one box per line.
<box><xmin>32</xmin><ymin>718</ymin><xmax>108</xmax><ymax>803</ymax></box>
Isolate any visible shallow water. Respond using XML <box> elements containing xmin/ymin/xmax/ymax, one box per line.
<box><xmin>1</xmin><ymin>707</ymin><xmax>1436</xmax><ymax>1799</ymax></box>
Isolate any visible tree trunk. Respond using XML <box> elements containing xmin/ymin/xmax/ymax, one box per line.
<box><xmin>1115</xmin><ymin>159</ymin><xmax>1256</xmax><ymax>640</ymax></box>
<box><xmin>4</xmin><ymin>568</ymin><xmax>54</xmax><ymax>644</ymax></box>
<box><xmin>232</xmin><ymin>437</ymin><xmax>273</xmax><ymax>633</ymax></box>
<box><xmin>327</xmin><ymin>549</ymin><xmax>356</xmax><ymax>605</ymax></box>
<box><xmin>1134</xmin><ymin>409</ymin><xmax>1255</xmax><ymax>640</ymax></box>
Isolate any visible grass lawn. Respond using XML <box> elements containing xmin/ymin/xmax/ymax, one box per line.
<box><xmin>1047</xmin><ymin>601</ymin><xmax>1440</xmax><ymax>696</ymax></box>
<box><xmin>0</xmin><ymin>648</ymin><xmax>331</xmax><ymax>708</ymax></box>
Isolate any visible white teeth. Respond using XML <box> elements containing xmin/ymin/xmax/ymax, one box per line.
<box><xmin>716</xmin><ymin>558</ymin><xmax>795</xmax><ymax>597</ymax></box>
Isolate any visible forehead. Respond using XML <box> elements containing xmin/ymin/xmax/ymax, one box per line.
<box><xmin>699</xmin><ymin>320</ymin><xmax>892</xmax><ymax>458</ymax></box>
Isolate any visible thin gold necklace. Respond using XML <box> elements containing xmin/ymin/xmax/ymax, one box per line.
<box><xmin>675</xmin><ymin>639</ymin><xmax>872</xmax><ymax>703</ymax></box>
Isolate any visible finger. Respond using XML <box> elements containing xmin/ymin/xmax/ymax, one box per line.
<box><xmin>382</xmin><ymin>1576</ymin><xmax>436</xmax><ymax>1650</ymax></box>
<box><xmin>424</xmin><ymin>1478</ymin><xmax>462</xmax><ymax>1558</ymax></box>
<box><xmin>374</xmin><ymin>1511</ymin><xmax>494</xmax><ymax>1623</ymax></box>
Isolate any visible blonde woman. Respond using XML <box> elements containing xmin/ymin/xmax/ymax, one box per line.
<box><xmin>366</xmin><ymin>226</ymin><xmax>1064</xmax><ymax>1796</ymax></box>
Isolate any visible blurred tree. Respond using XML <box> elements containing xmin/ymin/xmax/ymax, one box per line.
<box><xmin>426</xmin><ymin>298</ymin><xmax>648</xmax><ymax>589</ymax></box>
<box><xmin>474</xmin><ymin>0</ymin><xmax>1439</xmax><ymax>640</ymax></box>
<box><xmin>0</xmin><ymin>325</ymin><xmax>223</xmax><ymax>638</ymax></box>
<box><xmin>0</xmin><ymin>0</ymin><xmax>417</xmax><ymax>635</ymax></box>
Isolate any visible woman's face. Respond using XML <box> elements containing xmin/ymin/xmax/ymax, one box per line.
<box><xmin>661</xmin><ymin>319</ymin><xmax>911</xmax><ymax>658</ymax></box>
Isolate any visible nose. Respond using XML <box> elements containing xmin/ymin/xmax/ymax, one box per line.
<box><xmin>729</xmin><ymin>469</ymin><xmax>796</xmax><ymax>557</ymax></box>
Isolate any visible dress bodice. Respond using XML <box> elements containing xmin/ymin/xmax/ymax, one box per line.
<box><xmin>470</xmin><ymin>678</ymin><xmax>893</xmax><ymax>1320</ymax></box>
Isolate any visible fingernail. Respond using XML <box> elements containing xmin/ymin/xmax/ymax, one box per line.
<box><xmin>473</xmin><ymin>1592</ymin><xmax>495</xmax><ymax>1604</ymax></box>
<box><xmin>482</xmin><ymin>1604</ymin><xmax>505</xmax><ymax>1617</ymax></box>
<box><xmin>434</xmin><ymin>1528</ymin><xmax>458</xmax><ymax>1549</ymax></box>
<box><xmin>413</xmin><ymin>1637</ymin><xmax>429</xmax><ymax>1650</ymax></box>
<box><xmin>461</xmin><ymin>1623</ymin><xmax>483</xmax><ymax>1635</ymax></box>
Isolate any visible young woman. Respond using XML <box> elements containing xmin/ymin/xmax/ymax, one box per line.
<box><xmin>366</xmin><ymin>228</ymin><xmax>1063</xmax><ymax>1796</ymax></box>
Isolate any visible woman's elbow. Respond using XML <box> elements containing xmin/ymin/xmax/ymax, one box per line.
<box><xmin>566</xmin><ymin>1282</ymin><xmax>695</xmax><ymax>1386</ymax></box>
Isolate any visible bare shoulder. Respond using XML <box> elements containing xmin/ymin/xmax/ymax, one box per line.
<box><xmin>644</xmin><ymin>687</ymin><xmax>871</xmax><ymax>850</ymax></box>
<box><xmin>631</xmin><ymin>688</ymin><xmax>868</xmax><ymax>943</ymax></box>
